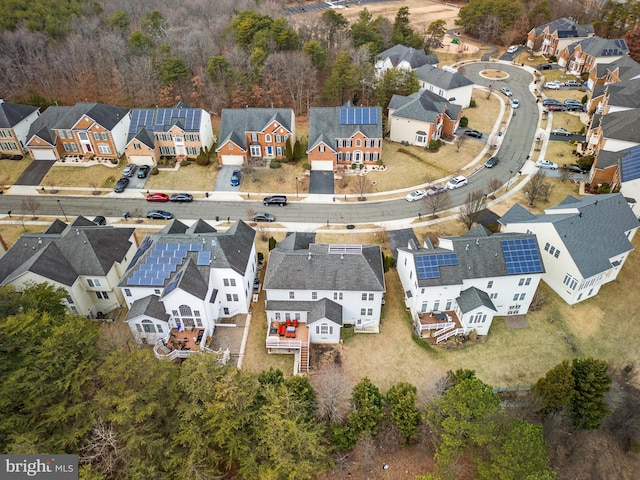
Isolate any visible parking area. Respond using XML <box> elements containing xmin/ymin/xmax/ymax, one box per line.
<box><xmin>14</xmin><ymin>160</ymin><xmax>56</xmax><ymax>185</ymax></box>
<box><xmin>215</xmin><ymin>166</ymin><xmax>243</xmax><ymax>192</ymax></box>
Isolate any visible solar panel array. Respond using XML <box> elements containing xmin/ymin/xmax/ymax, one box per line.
<box><xmin>197</xmin><ymin>250</ymin><xmax>211</xmax><ymax>266</ymax></box>
<box><xmin>126</xmin><ymin>242</ymin><xmax>203</xmax><ymax>286</ymax></box>
<box><xmin>130</xmin><ymin>236</ymin><xmax>153</xmax><ymax>268</ymax></box>
<box><xmin>339</xmin><ymin>107</ymin><xmax>378</xmax><ymax>125</ymax></box>
<box><xmin>129</xmin><ymin>108</ymin><xmax>203</xmax><ymax>134</ymax></box>
<box><xmin>415</xmin><ymin>253</ymin><xmax>459</xmax><ymax>279</ymax></box>
<box><xmin>163</xmin><ymin>270</ymin><xmax>183</xmax><ymax>296</ymax></box>
<box><xmin>501</xmin><ymin>238</ymin><xmax>544</xmax><ymax>275</ymax></box>
<box><xmin>621</xmin><ymin>146</ymin><xmax>640</xmax><ymax>182</ymax></box>
<box><xmin>328</xmin><ymin>244</ymin><xmax>363</xmax><ymax>255</ymax></box>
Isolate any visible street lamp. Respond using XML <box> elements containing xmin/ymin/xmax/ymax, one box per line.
<box><xmin>295</xmin><ymin>176</ymin><xmax>299</xmax><ymax>198</ymax></box>
<box><xmin>56</xmin><ymin>199</ymin><xmax>68</xmax><ymax>221</ymax></box>
<box><xmin>506</xmin><ymin>170</ymin><xmax>514</xmax><ymax>191</ymax></box>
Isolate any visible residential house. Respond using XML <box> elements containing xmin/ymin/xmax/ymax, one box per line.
<box><xmin>589</xmin><ymin>55</ymin><xmax>640</xmax><ymax>93</ymax></box>
<box><xmin>374</xmin><ymin>44</ymin><xmax>438</xmax><ymax>78</ymax></box>
<box><xmin>306</xmin><ymin>104</ymin><xmax>383</xmax><ymax>171</ymax></box>
<box><xmin>26</xmin><ymin>102</ymin><xmax>131</xmax><ymax>161</ymax></box>
<box><xmin>124</xmin><ymin>103</ymin><xmax>215</xmax><ymax>166</ymax></box>
<box><xmin>397</xmin><ymin>226</ymin><xmax>544</xmax><ymax>344</ymax></box>
<box><xmin>590</xmin><ymin>71</ymin><xmax>640</xmax><ymax>116</ymax></box>
<box><xmin>388</xmin><ymin>89</ymin><xmax>462</xmax><ymax>147</ymax></box>
<box><xmin>526</xmin><ymin>17</ymin><xmax>594</xmax><ymax>58</ymax></box>
<box><xmin>499</xmin><ymin>194</ymin><xmax>639</xmax><ymax>306</ymax></box>
<box><xmin>413</xmin><ymin>65</ymin><xmax>474</xmax><ymax>108</ymax></box>
<box><xmin>119</xmin><ymin>219</ymin><xmax>257</xmax><ymax>360</ymax></box>
<box><xmin>0</xmin><ymin>99</ymin><xmax>40</xmax><ymax>156</ymax></box>
<box><xmin>215</xmin><ymin>107</ymin><xmax>295</xmax><ymax>166</ymax></box>
<box><xmin>0</xmin><ymin>217</ymin><xmax>137</xmax><ymax>317</ymax></box>
<box><xmin>613</xmin><ymin>144</ymin><xmax>640</xmax><ymax>201</ymax></box>
<box><xmin>557</xmin><ymin>36</ymin><xmax>629</xmax><ymax>87</ymax></box>
<box><xmin>263</xmin><ymin>233</ymin><xmax>385</xmax><ymax>373</ymax></box>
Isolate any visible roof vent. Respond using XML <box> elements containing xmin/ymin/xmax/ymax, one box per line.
<box><xmin>76</xmin><ymin>229</ymin><xmax>80</xmax><ymax>235</ymax></box>
<box><xmin>38</xmin><ymin>238</ymin><xmax>42</xmax><ymax>244</ymax></box>
<box><xmin>475</xmin><ymin>238</ymin><xmax>479</xmax><ymax>245</ymax></box>
<box><xmin>308</xmin><ymin>251</ymin><xmax>311</xmax><ymax>261</ymax></box>
<box><xmin>465</xmin><ymin>244</ymin><xmax>469</xmax><ymax>251</ymax></box>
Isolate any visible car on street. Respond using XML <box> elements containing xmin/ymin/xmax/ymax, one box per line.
<box><xmin>565</xmin><ymin>80</ymin><xmax>582</xmax><ymax>87</ymax></box>
<box><xmin>500</xmin><ymin>87</ymin><xmax>513</xmax><ymax>97</ymax></box>
<box><xmin>547</xmin><ymin>104</ymin><xmax>567</xmax><ymax>111</ymax></box>
<box><xmin>253</xmin><ymin>212</ymin><xmax>275</xmax><ymax>222</ymax></box>
<box><xmin>113</xmin><ymin>177</ymin><xmax>129</xmax><ymax>193</ymax></box>
<box><xmin>544</xmin><ymin>81</ymin><xmax>563</xmax><ymax>89</ymax></box>
<box><xmin>485</xmin><ymin>156</ymin><xmax>499</xmax><ymax>168</ymax></box>
<box><xmin>263</xmin><ymin>195</ymin><xmax>287</xmax><ymax>206</ymax></box>
<box><xmin>147</xmin><ymin>210</ymin><xmax>173</xmax><ymax>220</ymax></box>
<box><xmin>137</xmin><ymin>165</ymin><xmax>151</xmax><ymax>178</ymax></box>
<box><xmin>446</xmin><ymin>175</ymin><xmax>468</xmax><ymax>189</ymax></box>
<box><xmin>464</xmin><ymin>129</ymin><xmax>483</xmax><ymax>138</ymax></box>
<box><xmin>536</xmin><ymin>159</ymin><xmax>559</xmax><ymax>169</ymax></box>
<box><xmin>551</xmin><ymin>127</ymin><xmax>571</xmax><ymax>136</ymax></box>
<box><xmin>123</xmin><ymin>164</ymin><xmax>138</xmax><ymax>177</ymax></box>
<box><xmin>146</xmin><ymin>193</ymin><xmax>170</xmax><ymax>202</ymax></box>
<box><xmin>426</xmin><ymin>185</ymin><xmax>447</xmax><ymax>196</ymax></box>
<box><xmin>230</xmin><ymin>169</ymin><xmax>241</xmax><ymax>186</ymax></box>
<box><xmin>507</xmin><ymin>45</ymin><xmax>519</xmax><ymax>54</ymax></box>
<box><xmin>563</xmin><ymin>163</ymin><xmax>589</xmax><ymax>174</ymax></box>
<box><xmin>511</xmin><ymin>99</ymin><xmax>520</xmax><ymax>109</ymax></box>
<box><xmin>405</xmin><ymin>190</ymin><xmax>427</xmax><ymax>202</ymax></box>
<box><xmin>169</xmin><ymin>193</ymin><xmax>193</xmax><ymax>202</ymax></box>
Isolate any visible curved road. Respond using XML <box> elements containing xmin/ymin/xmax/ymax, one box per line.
<box><xmin>0</xmin><ymin>63</ymin><xmax>538</xmax><ymax>226</ymax></box>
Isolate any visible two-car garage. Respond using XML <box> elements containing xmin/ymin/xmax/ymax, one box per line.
<box><xmin>30</xmin><ymin>149</ymin><xmax>57</xmax><ymax>161</ymax></box>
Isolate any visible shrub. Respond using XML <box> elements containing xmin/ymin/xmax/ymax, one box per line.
<box><xmin>302</xmin><ymin>162</ymin><xmax>311</xmax><ymax>170</ymax></box>
<box><xmin>469</xmin><ymin>99</ymin><xmax>476</xmax><ymax>108</ymax></box>
<box><xmin>549</xmin><ymin>55</ymin><xmax>557</xmax><ymax>62</ymax></box>
<box><xmin>351</xmin><ymin>163</ymin><xmax>357</xmax><ymax>170</ymax></box>
<box><xmin>195</xmin><ymin>152</ymin><xmax>210</xmax><ymax>166</ymax></box>
<box><xmin>151</xmin><ymin>167</ymin><xmax>159</xmax><ymax>175</ymax></box>
<box><xmin>427</xmin><ymin>139</ymin><xmax>441</xmax><ymax>151</ymax></box>
<box><xmin>359</xmin><ymin>163</ymin><xmax>364</xmax><ymax>170</ymax></box>
<box><xmin>459</xmin><ymin>116</ymin><xmax>469</xmax><ymax>128</ymax></box>
<box><xmin>383</xmin><ymin>255</ymin><xmax>396</xmax><ymax>272</ymax></box>
<box><xmin>597</xmin><ymin>183</ymin><xmax>610</xmax><ymax>194</ymax></box>
<box><xmin>270</xmin><ymin>161</ymin><xmax>281</xmax><ymax>169</ymax></box>
<box><xmin>110</xmin><ymin>158</ymin><xmax>118</xmax><ymax>165</ymax></box>
<box><xmin>257</xmin><ymin>252</ymin><xmax>264</xmax><ymax>263</ymax></box>
<box><xmin>376</xmin><ymin>158</ymin><xmax>384</xmax><ymax>166</ymax></box>
<box><xmin>581</xmin><ymin>95</ymin><xmax>588</xmax><ymax>105</ymax></box>
<box><xmin>268</xmin><ymin>237</ymin><xmax>277</xmax><ymax>251</ymax></box>
<box><xmin>181</xmin><ymin>159</ymin><xmax>191</xmax><ymax>166</ymax></box>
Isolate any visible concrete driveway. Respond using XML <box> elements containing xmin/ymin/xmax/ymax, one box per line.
<box><xmin>309</xmin><ymin>171</ymin><xmax>334</xmax><ymax>195</ymax></box>
<box><xmin>14</xmin><ymin>160</ymin><xmax>56</xmax><ymax>185</ymax></box>
<box><xmin>215</xmin><ymin>166</ymin><xmax>242</xmax><ymax>192</ymax></box>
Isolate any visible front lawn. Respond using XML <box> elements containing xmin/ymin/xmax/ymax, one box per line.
<box><xmin>1</xmin><ymin>157</ymin><xmax>33</xmax><ymax>186</ymax></box>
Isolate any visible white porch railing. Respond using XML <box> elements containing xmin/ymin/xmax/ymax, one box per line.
<box><xmin>266</xmin><ymin>338</ymin><xmax>303</xmax><ymax>350</ymax></box>
<box><xmin>435</xmin><ymin>323</ymin><xmax>456</xmax><ymax>336</ymax></box>
<box><xmin>418</xmin><ymin>321</ymin><xmax>453</xmax><ymax>332</ymax></box>
<box><xmin>436</xmin><ymin>327</ymin><xmax>465</xmax><ymax>344</ymax></box>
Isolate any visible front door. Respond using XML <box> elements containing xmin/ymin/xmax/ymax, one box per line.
<box><xmin>78</xmin><ymin>131</ymin><xmax>92</xmax><ymax>153</ymax></box>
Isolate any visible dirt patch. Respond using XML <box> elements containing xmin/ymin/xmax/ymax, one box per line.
<box><xmin>505</xmin><ymin>315</ymin><xmax>529</xmax><ymax>329</ymax></box>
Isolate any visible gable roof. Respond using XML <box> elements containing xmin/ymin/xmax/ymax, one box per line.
<box><xmin>0</xmin><ymin>100</ymin><xmax>38</xmax><ymax>128</ymax></box>
<box><xmin>389</xmin><ymin>89</ymin><xmax>461</xmax><ymax>123</ymax></box>
<box><xmin>27</xmin><ymin>106</ymin><xmax>71</xmax><ymax>145</ymax></box>
<box><xmin>127</xmin><ymin>107</ymin><xmax>205</xmax><ymax>145</ymax></box>
<box><xmin>307</xmin><ymin>105</ymin><xmax>382</xmax><ymax>151</ymax></box>
<box><xmin>533</xmin><ymin>17</ymin><xmax>594</xmax><ymax>38</ymax></box>
<box><xmin>500</xmin><ymin>194</ymin><xmax>640</xmax><ymax>278</ymax></box>
<box><xmin>0</xmin><ymin>220</ymin><xmax>134</xmax><ymax>286</ymax></box>
<box><xmin>376</xmin><ymin>44</ymin><xmax>437</xmax><ymax>69</ymax></box>
<box><xmin>264</xmin><ymin>242</ymin><xmax>385</xmax><ymax>292</ymax></box>
<box><xmin>457</xmin><ymin>287</ymin><xmax>496</xmax><ymax>314</ymax></box>
<box><xmin>413</xmin><ymin>65</ymin><xmax>474</xmax><ymax>90</ymax></box>
<box><xmin>216</xmin><ymin>108</ymin><xmax>294</xmax><ymax>151</ymax></box>
<box><xmin>597</xmin><ymin>108</ymin><xmax>640</xmax><ymax>143</ymax></box>
<box><xmin>126</xmin><ymin>295</ymin><xmax>170</xmax><ymax>323</ymax></box>
<box><xmin>568</xmin><ymin>36</ymin><xmax>629</xmax><ymax>58</ymax></box>
<box><xmin>308</xmin><ymin>297</ymin><xmax>343</xmax><ymax>325</ymax></box>
<box><xmin>398</xmin><ymin>229</ymin><xmax>544</xmax><ymax>287</ymax></box>
<box><xmin>598</xmin><ymin>55</ymin><xmax>640</xmax><ymax>82</ymax></box>
<box><xmin>603</xmin><ymin>80</ymin><xmax>640</xmax><ymax>110</ymax></box>
<box><xmin>53</xmin><ymin>102</ymin><xmax>129</xmax><ymax>131</ymax></box>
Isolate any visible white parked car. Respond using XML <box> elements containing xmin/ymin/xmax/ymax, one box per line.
<box><xmin>446</xmin><ymin>176</ymin><xmax>468</xmax><ymax>189</ymax></box>
<box><xmin>507</xmin><ymin>45</ymin><xmax>519</xmax><ymax>54</ymax></box>
<box><xmin>551</xmin><ymin>127</ymin><xmax>571</xmax><ymax>136</ymax></box>
<box><xmin>426</xmin><ymin>185</ymin><xmax>447</xmax><ymax>196</ymax></box>
<box><xmin>536</xmin><ymin>159</ymin><xmax>559</xmax><ymax>169</ymax></box>
<box><xmin>544</xmin><ymin>81</ymin><xmax>563</xmax><ymax>90</ymax></box>
<box><xmin>512</xmin><ymin>99</ymin><xmax>520</xmax><ymax>109</ymax></box>
<box><xmin>405</xmin><ymin>190</ymin><xmax>427</xmax><ymax>202</ymax></box>
<box><xmin>500</xmin><ymin>87</ymin><xmax>513</xmax><ymax>97</ymax></box>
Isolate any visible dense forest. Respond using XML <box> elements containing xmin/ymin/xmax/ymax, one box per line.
<box><xmin>1</xmin><ymin>0</ymin><xmax>639</xmax><ymax>114</ymax></box>
<box><xmin>2</xmin><ymin>283</ymin><xmax>640</xmax><ymax>479</ymax></box>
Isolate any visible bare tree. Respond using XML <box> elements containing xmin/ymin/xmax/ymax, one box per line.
<box><xmin>246</xmin><ymin>207</ymin><xmax>256</xmax><ymax>222</ymax></box>
<box><xmin>21</xmin><ymin>197</ymin><xmax>40</xmax><ymax>220</ymax></box>
<box><xmin>458</xmin><ymin>189</ymin><xmax>486</xmax><ymax>230</ymax></box>
<box><xmin>453</xmin><ymin>134</ymin><xmax>467</xmax><ymax>152</ymax></box>
<box><xmin>353</xmin><ymin>433</ymin><xmax>377</xmax><ymax>473</ymax></box>
<box><xmin>559</xmin><ymin>168</ymin><xmax>570</xmax><ymax>184</ymax></box>
<box><xmin>351</xmin><ymin>172</ymin><xmax>369</xmax><ymax>201</ymax></box>
<box><xmin>80</xmin><ymin>418</ymin><xmax>122</xmax><ymax>476</ymax></box>
<box><xmin>310</xmin><ymin>369</ymin><xmax>351</xmax><ymax>423</ymax></box>
<box><xmin>487</xmin><ymin>178</ymin><xmax>502</xmax><ymax>199</ymax></box>
<box><xmin>131</xmin><ymin>207</ymin><xmax>144</xmax><ymax>223</ymax></box>
<box><xmin>525</xmin><ymin>169</ymin><xmax>550</xmax><ymax>207</ymax></box>
<box><xmin>423</xmin><ymin>192</ymin><xmax>450</xmax><ymax>218</ymax></box>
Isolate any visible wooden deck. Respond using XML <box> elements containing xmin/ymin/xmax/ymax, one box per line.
<box><xmin>415</xmin><ymin>310</ymin><xmax>463</xmax><ymax>344</ymax></box>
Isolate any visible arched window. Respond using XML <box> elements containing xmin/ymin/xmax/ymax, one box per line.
<box><xmin>141</xmin><ymin>319</ymin><xmax>156</xmax><ymax>333</ymax></box>
<box><xmin>179</xmin><ymin>305</ymin><xmax>195</xmax><ymax>327</ymax></box>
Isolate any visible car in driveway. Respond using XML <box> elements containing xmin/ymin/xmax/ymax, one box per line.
<box><xmin>147</xmin><ymin>210</ymin><xmax>173</xmax><ymax>220</ymax></box>
<box><xmin>542</xmin><ymin>98</ymin><xmax>562</xmax><ymax>106</ymax></box>
<box><xmin>485</xmin><ymin>156</ymin><xmax>499</xmax><ymax>168</ymax></box>
<box><xmin>536</xmin><ymin>63</ymin><xmax>553</xmax><ymax>70</ymax></box>
<box><xmin>536</xmin><ymin>159</ymin><xmax>558</xmax><ymax>169</ymax></box>
<box><xmin>146</xmin><ymin>193</ymin><xmax>169</xmax><ymax>202</ymax></box>
<box><xmin>464</xmin><ymin>129</ymin><xmax>483</xmax><ymax>138</ymax></box>
<box><xmin>253</xmin><ymin>212</ymin><xmax>275</xmax><ymax>222</ymax></box>
<box><xmin>446</xmin><ymin>176</ymin><xmax>468</xmax><ymax>189</ymax></box>
<box><xmin>426</xmin><ymin>185</ymin><xmax>447</xmax><ymax>196</ymax></box>
<box><xmin>123</xmin><ymin>164</ymin><xmax>138</xmax><ymax>177</ymax></box>
<box><xmin>511</xmin><ymin>99</ymin><xmax>520</xmax><ymax>109</ymax></box>
<box><xmin>137</xmin><ymin>165</ymin><xmax>151</xmax><ymax>178</ymax></box>
<box><xmin>405</xmin><ymin>190</ymin><xmax>427</xmax><ymax>202</ymax></box>
<box><xmin>263</xmin><ymin>195</ymin><xmax>287</xmax><ymax>206</ymax></box>
<box><xmin>565</xmin><ymin>103</ymin><xmax>584</xmax><ymax>112</ymax></box>
<box><xmin>230</xmin><ymin>169</ymin><xmax>241</xmax><ymax>187</ymax></box>
<box><xmin>500</xmin><ymin>87</ymin><xmax>513</xmax><ymax>97</ymax></box>
<box><xmin>551</xmin><ymin>127</ymin><xmax>571</xmax><ymax>136</ymax></box>
<box><xmin>565</xmin><ymin>79</ymin><xmax>582</xmax><ymax>87</ymax></box>
<box><xmin>113</xmin><ymin>177</ymin><xmax>129</xmax><ymax>193</ymax></box>
<box><xmin>563</xmin><ymin>163</ymin><xmax>589</xmax><ymax>174</ymax></box>
<box><xmin>507</xmin><ymin>45</ymin><xmax>519</xmax><ymax>54</ymax></box>
<box><xmin>169</xmin><ymin>193</ymin><xmax>193</xmax><ymax>202</ymax></box>
<box><xmin>544</xmin><ymin>81</ymin><xmax>562</xmax><ymax>90</ymax></box>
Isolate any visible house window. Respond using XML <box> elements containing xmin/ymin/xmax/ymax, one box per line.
<box><xmin>421</xmin><ymin>302</ymin><xmax>428</xmax><ymax>312</ymax></box>
<box><xmin>519</xmin><ymin>278</ymin><xmax>525</xmax><ymax>286</ymax></box>
<box><xmin>563</xmin><ymin>274</ymin><xmax>578</xmax><ymax>290</ymax></box>
<box><xmin>312</xmin><ymin>292</ymin><xmax>317</xmax><ymax>300</ymax></box>
<box><xmin>549</xmin><ymin>246</ymin><xmax>556</xmax><ymax>255</ymax></box>
<box><xmin>525</xmin><ymin>278</ymin><xmax>531</xmax><ymax>286</ymax></box>
<box><xmin>487</xmin><ymin>281</ymin><xmax>493</xmax><ymax>289</ymax></box>
<box><xmin>223</xmin><ymin>279</ymin><xmax>229</xmax><ymax>286</ymax></box>
<box><xmin>133</xmin><ymin>143</ymin><xmax>141</xmax><ymax>150</ymax></box>
<box><xmin>362</xmin><ymin>293</ymin><xmax>367</xmax><ymax>300</ymax></box>
<box><xmin>141</xmin><ymin>320</ymin><xmax>156</xmax><ymax>333</ymax></box>
<box><xmin>295</xmin><ymin>313</ymin><xmax>301</xmax><ymax>321</ymax></box>
<box><xmin>226</xmin><ymin>294</ymin><xmax>232</xmax><ymax>301</ymax></box>
<box><xmin>367</xmin><ymin>308</ymin><xmax>373</xmax><ymax>315</ymax></box>
<box><xmin>98</xmin><ymin>144</ymin><xmax>111</xmax><ymax>154</ymax></box>
<box><xmin>544</xmin><ymin>242</ymin><xmax>550</xmax><ymax>251</ymax></box>
<box><xmin>275</xmin><ymin>135</ymin><xmax>282</xmax><ymax>142</ymax></box>
<box><xmin>290</xmin><ymin>291</ymin><xmax>295</xmax><ymax>299</ymax></box>
<box><xmin>233</xmin><ymin>294</ymin><xmax>239</xmax><ymax>301</ymax></box>
<box><xmin>157</xmin><ymin>324</ymin><xmax>163</xmax><ymax>333</ymax></box>
<box><xmin>275</xmin><ymin>313</ymin><xmax>281</xmax><ymax>320</ymax></box>
<box><xmin>368</xmin><ymin>293</ymin><xmax>374</xmax><ymax>301</ymax></box>
<box><xmin>95</xmin><ymin>292</ymin><xmax>109</xmax><ymax>299</ymax></box>
<box><xmin>101</xmin><ymin>133</ymin><xmax>108</xmax><ymax>140</ymax></box>
<box><xmin>154</xmin><ymin>289</ymin><xmax>161</xmax><ymax>294</ymax></box>
<box><xmin>360</xmin><ymin>308</ymin><xmax>366</xmax><ymax>315</ymax></box>
<box><xmin>445</xmin><ymin>300</ymin><xmax>452</xmax><ymax>310</ymax></box>
<box><xmin>319</xmin><ymin>145</ymin><xmax>325</xmax><ymax>152</ymax></box>
<box><xmin>250</xmin><ymin>145</ymin><xmax>261</xmax><ymax>157</ymax></box>
<box><xmin>276</xmin><ymin>146</ymin><xmax>283</xmax><ymax>156</ymax></box>
<box><xmin>228</xmin><ymin>144</ymin><xmax>233</xmax><ymax>150</ymax></box>
<box><xmin>223</xmin><ymin>308</ymin><xmax>229</xmax><ymax>315</ymax></box>
<box><xmin>230</xmin><ymin>279</ymin><xmax>236</xmax><ymax>286</ymax></box>
<box><xmin>124</xmin><ymin>289</ymin><xmax>131</xmax><ymax>297</ymax></box>
<box><xmin>513</xmin><ymin>293</ymin><xmax>519</xmax><ymax>301</ymax></box>
<box><xmin>265</xmin><ymin>134</ymin><xmax>272</xmax><ymax>143</ymax></box>
<box><xmin>334</xmin><ymin>292</ymin><xmax>343</xmax><ymax>300</ymax></box>
<box><xmin>356</xmin><ymin>139</ymin><xmax>361</xmax><ymax>147</ymax></box>
<box><xmin>554</xmin><ymin>250</ymin><xmax>560</xmax><ymax>258</ymax></box>
<box><xmin>490</xmin><ymin>293</ymin><xmax>498</xmax><ymax>299</ymax></box>
<box><xmin>93</xmin><ymin>133</ymin><xmax>100</xmax><ymax>140</ymax></box>
<box><xmin>251</xmin><ymin>133</ymin><xmax>258</xmax><ymax>141</ymax></box>
<box><xmin>416</xmin><ymin>133</ymin><xmax>427</xmax><ymax>144</ymax></box>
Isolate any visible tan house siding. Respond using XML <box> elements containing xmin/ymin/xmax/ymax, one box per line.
<box><xmin>124</xmin><ymin>139</ymin><xmax>159</xmax><ymax>164</ymax></box>
<box><xmin>0</xmin><ymin>129</ymin><xmax>22</xmax><ymax>156</ymax></box>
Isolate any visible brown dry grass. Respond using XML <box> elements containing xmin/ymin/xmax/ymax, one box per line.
<box><xmin>0</xmin><ymin>157</ymin><xmax>33</xmax><ymax>186</ymax></box>
<box><xmin>41</xmin><ymin>165</ymin><xmax>120</xmax><ymax>188</ymax></box>
<box><xmin>464</xmin><ymin>88</ymin><xmax>502</xmax><ymax>134</ymax></box>
<box><xmin>551</xmin><ymin>111</ymin><xmax>587</xmax><ymax>132</ymax></box>
<box><xmin>145</xmin><ymin>163</ymin><xmax>219</xmax><ymax>191</ymax></box>
<box><xmin>0</xmin><ymin>224</ymin><xmax>48</xmax><ymax>247</ymax></box>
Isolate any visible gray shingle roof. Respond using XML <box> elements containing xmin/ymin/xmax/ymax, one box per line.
<box><xmin>0</xmin><ymin>100</ymin><xmax>38</xmax><ymax>128</ymax></box>
<box><xmin>399</xmin><ymin>230</ymin><xmax>544</xmax><ymax>287</ymax></box>
<box><xmin>264</xmin><ymin>242</ymin><xmax>385</xmax><ymax>292</ymax></box>
<box><xmin>598</xmin><ymin>108</ymin><xmax>640</xmax><ymax>143</ymax></box>
<box><xmin>170</xmin><ymin>258</ymin><xmax>208</xmax><ymax>300</ymax></box>
<box><xmin>569</xmin><ymin>36</ymin><xmax>629</xmax><ymax>58</ymax></box>
<box><xmin>603</xmin><ymin>81</ymin><xmax>640</xmax><ymax>110</ymax></box>
<box><xmin>308</xmin><ymin>297</ymin><xmax>343</xmax><ymax>325</ymax></box>
<box><xmin>307</xmin><ymin>106</ymin><xmax>382</xmax><ymax>151</ymax></box>
<box><xmin>0</xmin><ymin>220</ymin><xmax>134</xmax><ymax>286</ymax></box>
<box><xmin>130</xmin><ymin>128</ymin><xmax>155</xmax><ymax>149</ymax></box>
<box><xmin>53</xmin><ymin>102</ymin><xmax>129</xmax><ymax>130</ymax></box>
<box><xmin>126</xmin><ymin>294</ymin><xmax>170</xmax><ymax>323</ymax></box>
<box><xmin>457</xmin><ymin>287</ymin><xmax>496</xmax><ymax>314</ymax></box>
<box><xmin>533</xmin><ymin>17</ymin><xmax>594</xmax><ymax>38</ymax></box>
<box><xmin>594</xmin><ymin>149</ymin><xmax>624</xmax><ymax>170</ymax></box>
<box><xmin>216</xmin><ymin>108</ymin><xmax>294</xmax><ymax>151</ymax></box>
<box><xmin>389</xmin><ymin>90</ymin><xmax>461</xmax><ymax>123</ymax></box>
<box><xmin>27</xmin><ymin>106</ymin><xmax>71</xmax><ymax>145</ymax></box>
<box><xmin>376</xmin><ymin>44</ymin><xmax>437</xmax><ymax>69</ymax></box>
<box><xmin>413</xmin><ymin>65</ymin><xmax>474</xmax><ymax>90</ymax></box>
<box><xmin>503</xmin><ymin>194</ymin><xmax>639</xmax><ymax>278</ymax></box>
<box><xmin>498</xmin><ymin>203</ymin><xmax>537</xmax><ymax>225</ymax></box>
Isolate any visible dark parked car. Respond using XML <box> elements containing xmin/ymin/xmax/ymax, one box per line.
<box><xmin>230</xmin><ymin>170</ymin><xmax>241</xmax><ymax>187</ymax></box>
<box><xmin>565</xmin><ymin>104</ymin><xmax>584</xmax><ymax>112</ymax></box>
<box><xmin>485</xmin><ymin>156</ymin><xmax>499</xmax><ymax>168</ymax></box>
<box><xmin>92</xmin><ymin>215</ymin><xmax>106</xmax><ymax>225</ymax></box>
<box><xmin>253</xmin><ymin>212</ymin><xmax>275</xmax><ymax>222</ymax></box>
<box><xmin>536</xmin><ymin>63</ymin><xmax>553</xmax><ymax>70</ymax></box>
<box><xmin>542</xmin><ymin>99</ymin><xmax>562</xmax><ymax>106</ymax></box>
<box><xmin>137</xmin><ymin>165</ymin><xmax>151</xmax><ymax>178</ymax></box>
<box><xmin>263</xmin><ymin>195</ymin><xmax>287</xmax><ymax>206</ymax></box>
<box><xmin>563</xmin><ymin>163</ymin><xmax>589</xmax><ymax>174</ymax></box>
<box><xmin>122</xmin><ymin>164</ymin><xmax>138</xmax><ymax>177</ymax></box>
<box><xmin>464</xmin><ymin>129</ymin><xmax>483</xmax><ymax>138</ymax></box>
<box><xmin>147</xmin><ymin>210</ymin><xmax>173</xmax><ymax>220</ymax></box>
<box><xmin>169</xmin><ymin>193</ymin><xmax>193</xmax><ymax>202</ymax></box>
<box><xmin>114</xmin><ymin>177</ymin><xmax>129</xmax><ymax>193</ymax></box>
<box><xmin>253</xmin><ymin>276</ymin><xmax>260</xmax><ymax>291</ymax></box>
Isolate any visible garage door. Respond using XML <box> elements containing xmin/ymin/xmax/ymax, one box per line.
<box><xmin>127</xmin><ymin>155</ymin><xmax>154</xmax><ymax>166</ymax></box>
<box><xmin>31</xmin><ymin>149</ymin><xmax>57</xmax><ymax>161</ymax></box>
<box><xmin>311</xmin><ymin>160</ymin><xmax>334</xmax><ymax>171</ymax></box>
<box><xmin>221</xmin><ymin>155</ymin><xmax>244</xmax><ymax>166</ymax></box>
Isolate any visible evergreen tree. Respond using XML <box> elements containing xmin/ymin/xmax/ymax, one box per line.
<box><xmin>392</xmin><ymin>7</ymin><xmax>424</xmax><ymax>49</ymax></box>
<box><xmin>386</xmin><ymin>382</ymin><xmax>421</xmax><ymax>443</ymax></box>
<box><xmin>324</xmin><ymin>52</ymin><xmax>360</xmax><ymax>105</ymax></box>
<box><xmin>571</xmin><ymin>357</ymin><xmax>612</xmax><ymax>429</ymax></box>
<box><xmin>533</xmin><ymin>359</ymin><xmax>574</xmax><ymax>416</ymax></box>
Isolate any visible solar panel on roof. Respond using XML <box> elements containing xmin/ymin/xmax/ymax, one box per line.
<box><xmin>621</xmin><ymin>148</ymin><xmax>640</xmax><ymax>182</ymax></box>
<box><xmin>197</xmin><ymin>250</ymin><xmax>211</xmax><ymax>265</ymax></box>
<box><xmin>501</xmin><ymin>238</ymin><xmax>544</xmax><ymax>275</ymax></box>
<box><xmin>164</xmin><ymin>270</ymin><xmax>183</xmax><ymax>296</ymax></box>
<box><xmin>339</xmin><ymin>107</ymin><xmax>378</xmax><ymax>125</ymax></box>
<box><xmin>415</xmin><ymin>253</ymin><xmax>459</xmax><ymax>279</ymax></box>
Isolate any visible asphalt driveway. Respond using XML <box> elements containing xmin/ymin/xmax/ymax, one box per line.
<box><xmin>14</xmin><ymin>160</ymin><xmax>56</xmax><ymax>186</ymax></box>
<box><xmin>309</xmin><ymin>171</ymin><xmax>334</xmax><ymax>195</ymax></box>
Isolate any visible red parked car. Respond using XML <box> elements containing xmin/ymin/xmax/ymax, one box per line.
<box><xmin>146</xmin><ymin>193</ymin><xmax>169</xmax><ymax>202</ymax></box>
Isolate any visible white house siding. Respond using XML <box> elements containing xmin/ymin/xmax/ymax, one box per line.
<box><xmin>163</xmin><ymin>289</ymin><xmax>216</xmax><ymax>340</ymax></box>
<box><xmin>110</xmin><ymin>112</ymin><xmax>132</xmax><ymax>155</ymax></box>
<box><xmin>208</xmin><ymin>265</ymin><xmax>254</xmax><ymax>318</ymax></box>
<box><xmin>129</xmin><ymin>315</ymin><xmax>168</xmax><ymax>345</ymax></box>
<box><xmin>603</xmin><ymin>138</ymin><xmax>640</xmax><ymax>152</ymax></box>
<box><xmin>389</xmin><ymin>117</ymin><xmax>432</xmax><ymax>146</ymax></box>
<box><xmin>458</xmin><ymin>305</ymin><xmax>495</xmax><ymax>336</ymax></box>
<box><xmin>199</xmin><ymin>111</ymin><xmax>215</xmax><ymax>149</ymax></box>
<box><xmin>308</xmin><ymin>319</ymin><xmax>341</xmax><ymax>343</ymax></box>
<box><xmin>13</xmin><ymin>110</ymin><xmax>40</xmax><ymax>152</ymax></box>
